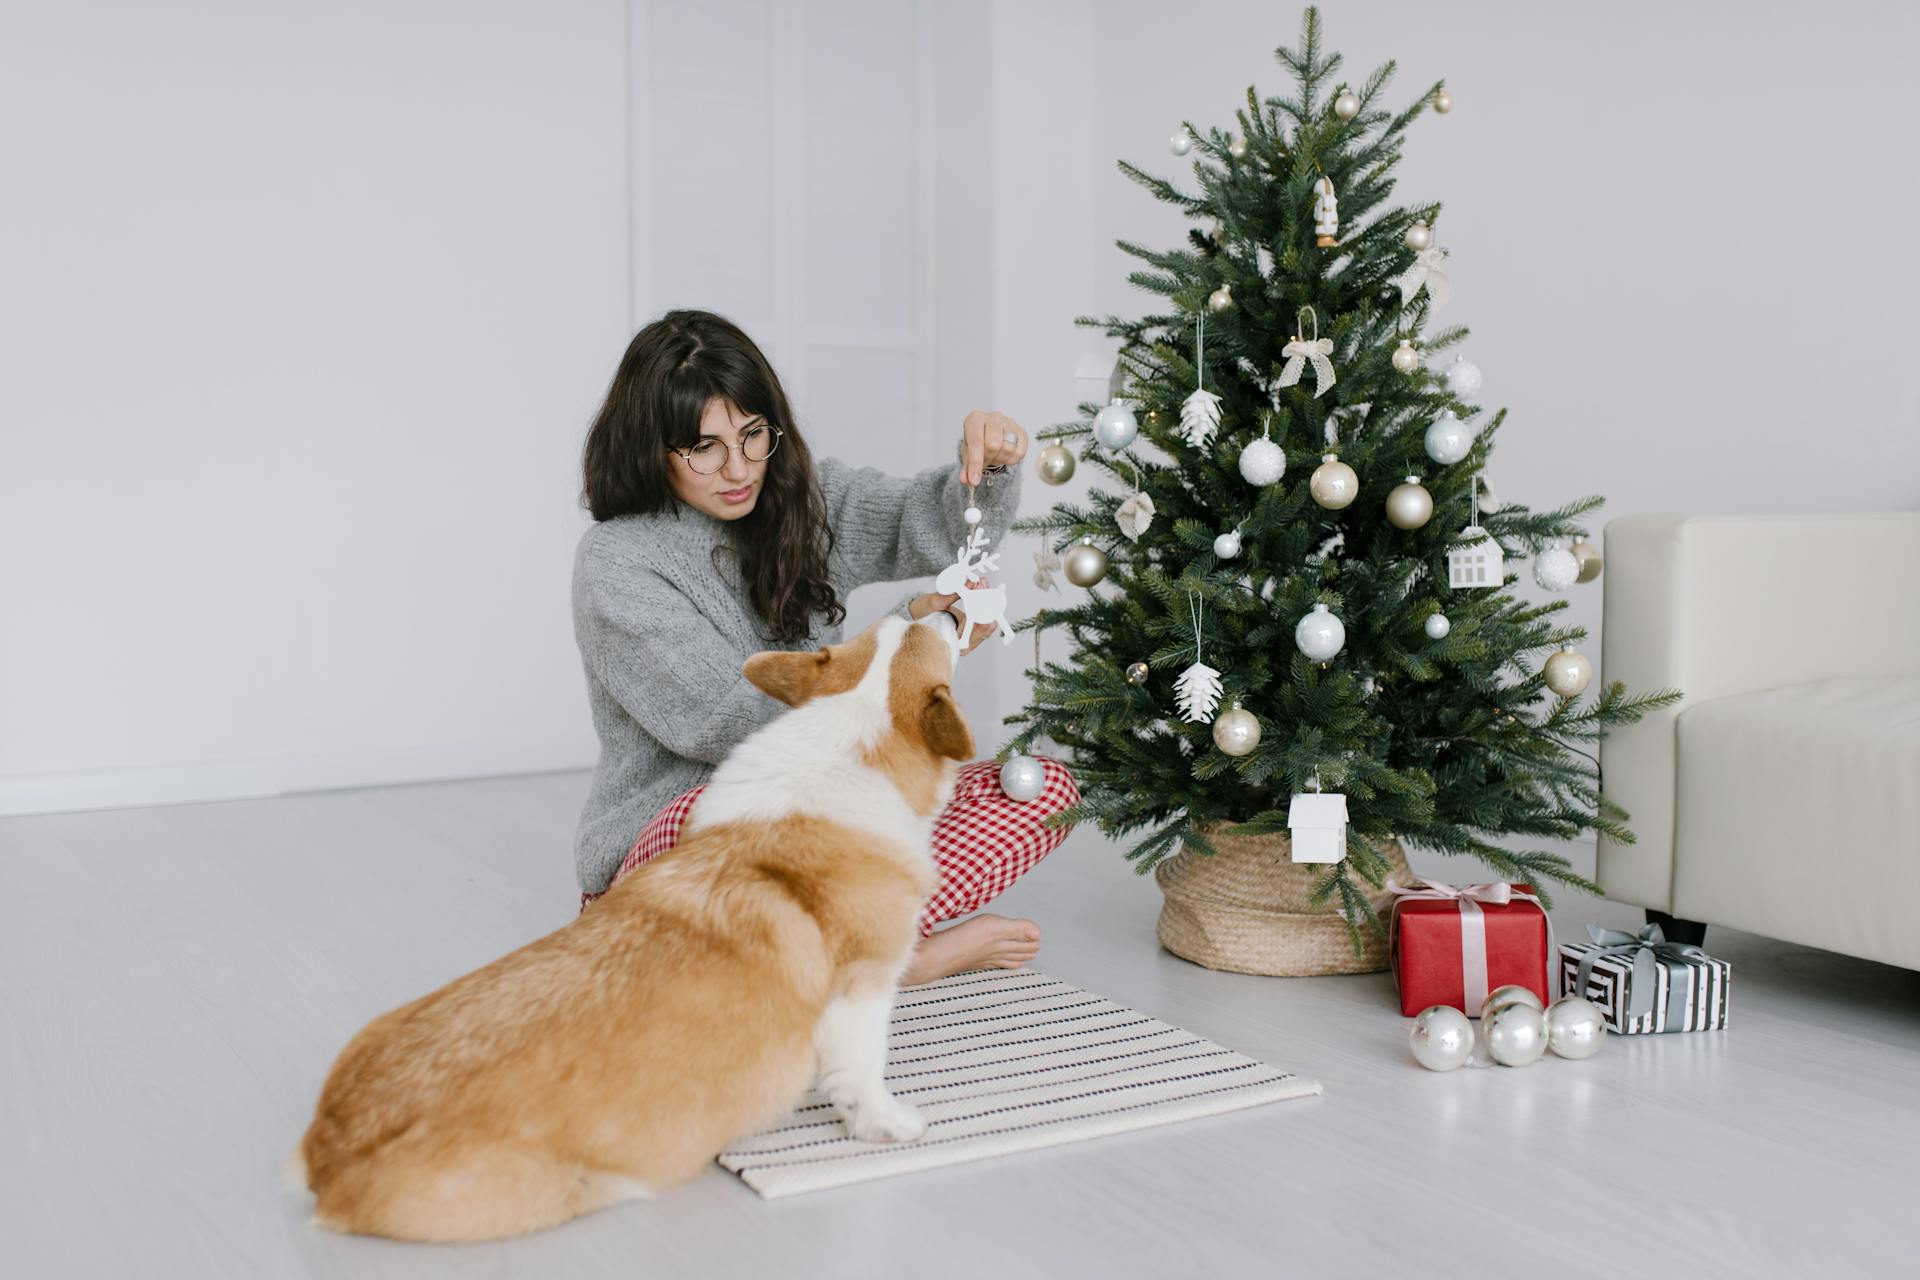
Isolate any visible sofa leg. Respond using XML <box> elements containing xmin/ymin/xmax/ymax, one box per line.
<box><xmin>1647</xmin><ymin>909</ymin><xmax>1707</xmax><ymax>947</ymax></box>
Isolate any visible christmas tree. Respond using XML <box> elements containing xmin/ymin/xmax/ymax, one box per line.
<box><xmin>1007</xmin><ymin>8</ymin><xmax>1680</xmax><ymax>939</ymax></box>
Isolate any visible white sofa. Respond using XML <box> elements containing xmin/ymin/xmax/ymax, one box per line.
<box><xmin>1597</xmin><ymin>513</ymin><xmax>1920</xmax><ymax>971</ymax></box>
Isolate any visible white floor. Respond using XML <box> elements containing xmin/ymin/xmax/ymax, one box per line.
<box><xmin>3</xmin><ymin>771</ymin><xmax>1916</xmax><ymax>1279</ymax></box>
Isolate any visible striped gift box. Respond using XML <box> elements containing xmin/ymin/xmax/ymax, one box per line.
<box><xmin>1558</xmin><ymin>942</ymin><xmax>1731</xmax><ymax>1034</ymax></box>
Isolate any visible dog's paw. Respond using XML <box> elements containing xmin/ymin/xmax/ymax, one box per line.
<box><xmin>844</xmin><ymin>1094</ymin><xmax>927</xmax><ymax>1144</ymax></box>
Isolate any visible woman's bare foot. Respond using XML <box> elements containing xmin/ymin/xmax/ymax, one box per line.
<box><xmin>900</xmin><ymin>914</ymin><xmax>1042</xmax><ymax>986</ymax></box>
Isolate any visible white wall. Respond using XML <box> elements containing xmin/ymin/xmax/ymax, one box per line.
<box><xmin>1</xmin><ymin>1</ymin><xmax>630</xmax><ymax>813</ymax></box>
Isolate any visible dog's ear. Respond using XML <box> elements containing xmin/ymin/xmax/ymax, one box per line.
<box><xmin>743</xmin><ymin>648</ymin><xmax>831</xmax><ymax>707</ymax></box>
<box><xmin>920</xmin><ymin>684</ymin><xmax>975</xmax><ymax>761</ymax></box>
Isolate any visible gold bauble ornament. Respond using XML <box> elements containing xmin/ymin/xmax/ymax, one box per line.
<box><xmin>1207</xmin><ymin>285</ymin><xmax>1233</xmax><ymax>312</ymax></box>
<box><xmin>1309</xmin><ymin>453</ymin><xmax>1358</xmax><ymax>510</ymax></box>
<box><xmin>1333</xmin><ymin>88</ymin><xmax>1361</xmax><ymax>120</ymax></box>
<box><xmin>1543</xmin><ymin>647</ymin><xmax>1593</xmax><ymax>698</ymax></box>
<box><xmin>1433</xmin><ymin>89</ymin><xmax>1454</xmax><ymax>114</ymax></box>
<box><xmin>1386</xmin><ymin>475</ymin><xmax>1434</xmax><ymax>530</ymax></box>
<box><xmin>1572</xmin><ymin>539</ymin><xmax>1604</xmax><ymax>583</ymax></box>
<box><xmin>1211</xmin><ymin>702</ymin><xmax>1262</xmax><ymax>756</ymax></box>
<box><xmin>1125</xmin><ymin>661</ymin><xmax>1151</xmax><ymax>685</ymax></box>
<box><xmin>1228</xmin><ymin>132</ymin><xmax>1248</xmax><ymax>159</ymax></box>
<box><xmin>1036</xmin><ymin>443</ymin><xmax>1077</xmax><ymax>486</ymax></box>
<box><xmin>1063</xmin><ymin>537</ymin><xmax>1108</xmax><ymax>588</ymax></box>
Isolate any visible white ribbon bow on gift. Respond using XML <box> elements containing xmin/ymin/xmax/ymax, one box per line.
<box><xmin>1278</xmin><ymin>336</ymin><xmax>1336</xmax><ymax>398</ymax></box>
<box><xmin>1394</xmin><ymin>245</ymin><xmax>1451</xmax><ymax>308</ymax></box>
<box><xmin>1386</xmin><ymin>875</ymin><xmax>1559</xmax><ymax>1014</ymax></box>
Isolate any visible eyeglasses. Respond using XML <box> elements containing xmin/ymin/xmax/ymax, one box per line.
<box><xmin>670</xmin><ymin>423</ymin><xmax>784</xmax><ymax>475</ymax></box>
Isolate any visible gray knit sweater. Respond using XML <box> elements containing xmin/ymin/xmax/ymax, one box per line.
<box><xmin>570</xmin><ymin>455</ymin><xmax>1022</xmax><ymax>893</ymax></box>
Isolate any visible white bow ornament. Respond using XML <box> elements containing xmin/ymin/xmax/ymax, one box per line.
<box><xmin>1394</xmin><ymin>244</ymin><xmax>1451</xmax><ymax>308</ymax></box>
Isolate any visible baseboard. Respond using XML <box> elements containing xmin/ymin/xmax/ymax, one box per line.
<box><xmin>0</xmin><ymin>742</ymin><xmax>596</xmax><ymax>817</ymax></box>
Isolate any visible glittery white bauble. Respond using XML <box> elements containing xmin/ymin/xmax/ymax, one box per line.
<box><xmin>1091</xmin><ymin>401</ymin><xmax>1138</xmax><ymax>451</ymax></box>
<box><xmin>998</xmin><ymin>753</ymin><xmax>1047</xmax><ymax>802</ymax></box>
<box><xmin>1534</xmin><ymin>543</ymin><xmax>1580</xmax><ymax>591</ymax></box>
<box><xmin>1294</xmin><ymin>603</ymin><xmax>1345</xmax><ymax>662</ymax></box>
<box><xmin>1544</xmin><ymin>648</ymin><xmax>1593</xmax><ymax>697</ymax></box>
<box><xmin>1405</xmin><ymin>221</ymin><xmax>1433</xmax><ymax>251</ymax></box>
<box><xmin>1423</xmin><ymin>411</ymin><xmax>1472</xmax><ymax>465</ymax></box>
<box><xmin>1333</xmin><ymin>89</ymin><xmax>1361</xmax><ymax>119</ymax></box>
<box><xmin>1170</xmin><ymin>128</ymin><xmax>1193</xmax><ymax>156</ymax></box>
<box><xmin>1309</xmin><ymin>454</ymin><xmax>1358</xmax><ymax>510</ymax></box>
<box><xmin>1424</xmin><ymin>613</ymin><xmax>1451</xmax><ymax>640</ymax></box>
<box><xmin>1213</xmin><ymin>530</ymin><xmax>1242</xmax><ymax>559</ymax></box>
<box><xmin>1227</xmin><ymin>132</ymin><xmax>1248</xmax><ymax>159</ymax></box>
<box><xmin>1211</xmin><ymin>703</ymin><xmax>1262</xmax><ymax>756</ymax></box>
<box><xmin>1484</xmin><ymin>1002</ymin><xmax>1548</xmax><ymax>1067</ymax></box>
<box><xmin>1207</xmin><ymin>285</ymin><xmax>1233</xmax><ymax>312</ymax></box>
<box><xmin>1572</xmin><ymin>539</ymin><xmax>1604</xmax><ymax>583</ymax></box>
<box><xmin>1386</xmin><ymin>476</ymin><xmax>1433</xmax><ymax>530</ymax></box>
<box><xmin>1064</xmin><ymin>539</ymin><xmax>1108</xmax><ymax>588</ymax></box>
<box><xmin>1410</xmin><ymin>1005</ymin><xmax>1474</xmax><ymax>1071</ymax></box>
<box><xmin>1036</xmin><ymin>443</ymin><xmax>1076</xmax><ymax>485</ymax></box>
<box><xmin>1391</xmin><ymin>339</ymin><xmax>1421</xmax><ymax>374</ymax></box>
<box><xmin>1546</xmin><ymin>996</ymin><xmax>1608</xmax><ymax>1060</ymax></box>
<box><xmin>1239</xmin><ymin>437</ymin><xmax>1286</xmax><ymax>486</ymax></box>
<box><xmin>1479</xmin><ymin>984</ymin><xmax>1545</xmax><ymax>1022</ymax></box>
<box><xmin>1433</xmin><ymin>89</ymin><xmax>1454</xmax><ymax>114</ymax></box>
<box><xmin>1443</xmin><ymin>355</ymin><xmax>1483</xmax><ymax>398</ymax></box>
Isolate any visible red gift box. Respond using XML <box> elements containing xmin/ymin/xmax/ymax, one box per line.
<box><xmin>1388</xmin><ymin>878</ymin><xmax>1554</xmax><ymax>1017</ymax></box>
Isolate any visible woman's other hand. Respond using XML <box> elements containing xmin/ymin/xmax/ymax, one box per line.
<box><xmin>960</xmin><ymin>410</ymin><xmax>1029</xmax><ymax>486</ymax></box>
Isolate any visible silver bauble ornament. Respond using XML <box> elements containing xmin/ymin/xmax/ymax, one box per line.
<box><xmin>1036</xmin><ymin>443</ymin><xmax>1076</xmax><ymax>485</ymax></box>
<box><xmin>1125</xmin><ymin>661</ymin><xmax>1150</xmax><ymax>685</ymax></box>
<box><xmin>1294</xmin><ymin>602</ymin><xmax>1345</xmax><ymax>662</ymax></box>
<box><xmin>1409</xmin><ymin>1005</ymin><xmax>1474</xmax><ymax>1072</ymax></box>
<box><xmin>1405</xmin><ymin>221</ymin><xmax>1433</xmax><ymax>251</ymax></box>
<box><xmin>1479</xmin><ymin>984</ymin><xmax>1545</xmax><ymax>1022</ymax></box>
<box><xmin>1484</xmin><ymin>1002</ymin><xmax>1549</xmax><ymax>1067</ymax></box>
<box><xmin>1387</xmin><ymin>476</ymin><xmax>1433</xmax><ymax>530</ymax></box>
<box><xmin>1533</xmin><ymin>542</ymin><xmax>1580</xmax><ymax>591</ymax></box>
<box><xmin>1543</xmin><ymin>648</ymin><xmax>1593</xmax><ymax>697</ymax></box>
<box><xmin>998</xmin><ymin>753</ymin><xmax>1047</xmax><ymax>802</ymax></box>
<box><xmin>1227</xmin><ymin>132</ymin><xmax>1248</xmax><ymax>159</ymax></box>
<box><xmin>1571</xmin><ymin>539</ymin><xmax>1603</xmax><ymax>583</ymax></box>
<box><xmin>1309</xmin><ymin>454</ymin><xmax>1358</xmax><ymax>509</ymax></box>
<box><xmin>1423</xmin><ymin>410</ymin><xmax>1472</xmax><ymax>465</ymax></box>
<box><xmin>1424</xmin><ymin>612</ymin><xmax>1451</xmax><ymax>640</ymax></box>
<box><xmin>1207</xmin><ymin>285</ymin><xmax>1233</xmax><ymax>313</ymax></box>
<box><xmin>1546</xmin><ymin>996</ymin><xmax>1608</xmax><ymax>1060</ymax></box>
<box><xmin>1433</xmin><ymin>89</ymin><xmax>1454</xmax><ymax>114</ymax></box>
<box><xmin>1063</xmin><ymin>538</ymin><xmax>1108</xmax><ymax>588</ymax></box>
<box><xmin>1443</xmin><ymin>355</ymin><xmax>1483</xmax><ymax>398</ymax></box>
<box><xmin>1333</xmin><ymin>88</ymin><xmax>1361</xmax><ymax>120</ymax></box>
<box><xmin>1091</xmin><ymin>400</ymin><xmax>1138</xmax><ymax>450</ymax></box>
<box><xmin>1213</xmin><ymin>529</ymin><xmax>1242</xmax><ymax>559</ymax></box>
<box><xmin>1238</xmin><ymin>437</ymin><xmax>1286</xmax><ymax>486</ymax></box>
<box><xmin>1211</xmin><ymin>702</ymin><xmax>1262</xmax><ymax>756</ymax></box>
<box><xmin>1170</xmin><ymin>128</ymin><xmax>1193</xmax><ymax>156</ymax></box>
<box><xmin>1391</xmin><ymin>339</ymin><xmax>1421</xmax><ymax>374</ymax></box>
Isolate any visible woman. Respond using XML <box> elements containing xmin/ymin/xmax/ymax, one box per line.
<box><xmin>571</xmin><ymin>310</ymin><xmax>1078</xmax><ymax>983</ymax></box>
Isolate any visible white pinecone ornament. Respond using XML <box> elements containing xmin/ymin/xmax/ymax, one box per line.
<box><xmin>1179</xmin><ymin>388</ymin><xmax>1223</xmax><ymax>450</ymax></box>
<box><xmin>1174</xmin><ymin>661</ymin><xmax>1224</xmax><ymax>724</ymax></box>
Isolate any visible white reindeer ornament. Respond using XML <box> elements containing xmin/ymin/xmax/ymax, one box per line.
<box><xmin>936</xmin><ymin>523</ymin><xmax>1015</xmax><ymax>648</ymax></box>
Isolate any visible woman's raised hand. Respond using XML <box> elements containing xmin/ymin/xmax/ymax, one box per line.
<box><xmin>960</xmin><ymin>410</ymin><xmax>1029</xmax><ymax>486</ymax></box>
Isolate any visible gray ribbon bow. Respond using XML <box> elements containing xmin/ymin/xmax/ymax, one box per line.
<box><xmin>1574</xmin><ymin>922</ymin><xmax>1709</xmax><ymax>1024</ymax></box>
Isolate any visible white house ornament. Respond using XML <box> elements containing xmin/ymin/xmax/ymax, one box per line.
<box><xmin>1213</xmin><ymin>528</ymin><xmax>1242</xmax><ymax>559</ymax></box>
<box><xmin>1114</xmin><ymin>490</ymin><xmax>1155</xmax><ymax>541</ymax></box>
<box><xmin>1333</xmin><ymin>88</ymin><xmax>1361</xmax><ymax>120</ymax></box>
<box><xmin>1410</xmin><ymin>1005</ymin><xmax>1475</xmax><ymax>1072</ymax></box>
<box><xmin>1179</xmin><ymin>388</ymin><xmax>1223</xmax><ymax>449</ymax></box>
<box><xmin>1311</xmin><ymin>175</ymin><xmax>1339</xmax><ymax>246</ymax></box>
<box><xmin>1424</xmin><ymin>612</ymin><xmax>1451</xmax><ymax>640</ymax></box>
<box><xmin>1294</xmin><ymin>602</ymin><xmax>1346</xmax><ymax>662</ymax></box>
<box><xmin>1278</xmin><ymin>308</ymin><xmax>1336</xmax><ymax>398</ymax></box>
<box><xmin>1447</xmin><ymin>525</ymin><xmax>1504</xmax><ymax>588</ymax></box>
<box><xmin>1423</xmin><ymin>410</ymin><xmax>1473</xmax><ymax>465</ymax></box>
<box><xmin>1287</xmin><ymin>789</ymin><xmax>1348</xmax><ymax>863</ymax></box>
<box><xmin>1309</xmin><ymin>454</ymin><xmax>1359</xmax><ymax>509</ymax></box>
<box><xmin>1391</xmin><ymin>338</ymin><xmax>1421</xmax><ymax>374</ymax></box>
<box><xmin>1571</xmin><ymin>538</ymin><xmax>1604</xmax><ymax>583</ymax></box>
<box><xmin>1386</xmin><ymin>476</ymin><xmax>1434</xmax><ymax>530</ymax></box>
<box><xmin>1404</xmin><ymin>221</ymin><xmax>1433</xmax><ymax>251</ymax></box>
<box><xmin>1238</xmin><ymin>433</ymin><xmax>1286</xmax><ymax>486</ymax></box>
<box><xmin>1036</xmin><ymin>443</ymin><xmax>1076</xmax><ymax>485</ymax></box>
<box><xmin>1211</xmin><ymin>702</ymin><xmax>1261</xmax><ymax>756</ymax></box>
<box><xmin>1443</xmin><ymin>354</ymin><xmax>1483</xmax><ymax>398</ymax></box>
<box><xmin>1091</xmin><ymin>399</ymin><xmax>1139</xmax><ymax>451</ymax></box>
<box><xmin>998</xmin><ymin>753</ymin><xmax>1047</xmax><ymax>802</ymax></box>
<box><xmin>1533</xmin><ymin>541</ymin><xmax>1580</xmax><ymax>591</ymax></box>
<box><xmin>1064</xmin><ymin>537</ymin><xmax>1108</xmax><ymax>587</ymax></box>
<box><xmin>1543</xmin><ymin>647</ymin><xmax>1593</xmax><ymax>697</ymax></box>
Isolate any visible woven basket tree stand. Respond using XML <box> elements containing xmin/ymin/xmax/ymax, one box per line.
<box><xmin>1154</xmin><ymin>822</ymin><xmax>1412</xmax><ymax>977</ymax></box>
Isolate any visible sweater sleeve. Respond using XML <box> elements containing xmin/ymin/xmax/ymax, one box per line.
<box><xmin>579</xmin><ymin>552</ymin><xmax>782</xmax><ymax>766</ymax></box>
<box><xmin>818</xmin><ymin>452</ymin><xmax>1024</xmax><ymax>593</ymax></box>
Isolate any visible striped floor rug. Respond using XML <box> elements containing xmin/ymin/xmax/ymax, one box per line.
<box><xmin>717</xmin><ymin>969</ymin><xmax>1321</xmax><ymax>1198</ymax></box>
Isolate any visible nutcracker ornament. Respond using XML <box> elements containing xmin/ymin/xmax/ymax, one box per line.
<box><xmin>1312</xmin><ymin>174</ymin><xmax>1339</xmax><ymax>246</ymax></box>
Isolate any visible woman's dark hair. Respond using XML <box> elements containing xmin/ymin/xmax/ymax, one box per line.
<box><xmin>582</xmin><ymin>309</ymin><xmax>844</xmax><ymax>643</ymax></box>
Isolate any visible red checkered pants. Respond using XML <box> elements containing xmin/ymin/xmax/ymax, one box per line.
<box><xmin>579</xmin><ymin>757</ymin><xmax>1079</xmax><ymax>936</ymax></box>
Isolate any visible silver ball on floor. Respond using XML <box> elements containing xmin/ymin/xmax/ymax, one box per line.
<box><xmin>1478</xmin><ymin>983</ymin><xmax>1544</xmax><ymax>1022</ymax></box>
<box><xmin>1484</xmin><ymin>1002</ymin><xmax>1549</xmax><ymax>1067</ymax></box>
<box><xmin>1410</xmin><ymin>1005</ymin><xmax>1475</xmax><ymax>1072</ymax></box>
<box><xmin>999</xmin><ymin>753</ymin><xmax>1047</xmax><ymax>802</ymax></box>
<box><xmin>1546</xmin><ymin>995</ymin><xmax>1608</xmax><ymax>1059</ymax></box>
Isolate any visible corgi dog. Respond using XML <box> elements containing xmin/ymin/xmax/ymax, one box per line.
<box><xmin>287</xmin><ymin>613</ymin><xmax>970</xmax><ymax>1241</ymax></box>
